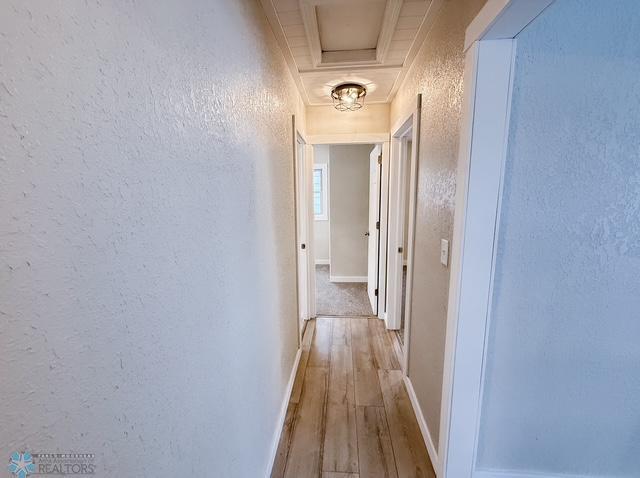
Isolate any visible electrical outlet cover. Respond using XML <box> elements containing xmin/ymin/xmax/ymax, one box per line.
<box><xmin>440</xmin><ymin>239</ymin><xmax>449</xmax><ymax>266</ymax></box>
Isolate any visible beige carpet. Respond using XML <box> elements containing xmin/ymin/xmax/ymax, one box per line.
<box><xmin>315</xmin><ymin>264</ymin><xmax>373</xmax><ymax>316</ymax></box>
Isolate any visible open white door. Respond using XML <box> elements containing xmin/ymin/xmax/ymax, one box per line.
<box><xmin>367</xmin><ymin>145</ymin><xmax>382</xmax><ymax>314</ymax></box>
<box><xmin>305</xmin><ymin>143</ymin><xmax>316</xmax><ymax>320</ymax></box>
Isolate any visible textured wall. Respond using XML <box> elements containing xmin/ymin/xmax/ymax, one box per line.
<box><xmin>0</xmin><ymin>1</ymin><xmax>303</xmax><ymax>476</ymax></box>
<box><xmin>390</xmin><ymin>0</ymin><xmax>486</xmax><ymax>447</ymax></box>
<box><xmin>329</xmin><ymin>145</ymin><xmax>372</xmax><ymax>278</ymax></box>
<box><xmin>477</xmin><ymin>1</ymin><xmax>640</xmax><ymax>475</ymax></box>
<box><xmin>313</xmin><ymin>145</ymin><xmax>330</xmax><ymax>262</ymax></box>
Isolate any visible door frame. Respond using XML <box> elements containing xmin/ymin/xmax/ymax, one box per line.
<box><xmin>292</xmin><ymin>116</ymin><xmax>315</xmax><ymax>342</ymax></box>
<box><xmin>307</xmin><ymin>133</ymin><xmax>390</xmax><ymax>319</ymax></box>
<box><xmin>386</xmin><ymin>95</ymin><xmax>421</xmax><ymax>375</ymax></box>
<box><xmin>367</xmin><ymin>144</ymin><xmax>383</xmax><ymax>315</ymax></box>
<box><xmin>438</xmin><ymin>1</ymin><xmax>555</xmax><ymax>477</ymax></box>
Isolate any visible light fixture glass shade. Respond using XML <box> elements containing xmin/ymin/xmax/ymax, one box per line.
<box><xmin>331</xmin><ymin>83</ymin><xmax>367</xmax><ymax>111</ymax></box>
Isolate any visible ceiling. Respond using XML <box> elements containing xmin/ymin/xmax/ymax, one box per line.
<box><xmin>261</xmin><ymin>0</ymin><xmax>438</xmax><ymax>105</ymax></box>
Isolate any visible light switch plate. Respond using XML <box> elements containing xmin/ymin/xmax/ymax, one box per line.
<box><xmin>440</xmin><ymin>239</ymin><xmax>449</xmax><ymax>267</ymax></box>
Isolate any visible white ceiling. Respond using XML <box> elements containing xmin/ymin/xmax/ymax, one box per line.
<box><xmin>317</xmin><ymin>2</ymin><xmax>386</xmax><ymax>52</ymax></box>
<box><xmin>261</xmin><ymin>0</ymin><xmax>438</xmax><ymax>105</ymax></box>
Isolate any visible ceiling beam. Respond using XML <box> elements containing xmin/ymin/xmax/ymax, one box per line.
<box><xmin>387</xmin><ymin>0</ymin><xmax>444</xmax><ymax>101</ymax></box>
<box><xmin>376</xmin><ymin>0</ymin><xmax>404</xmax><ymax>64</ymax></box>
<box><xmin>299</xmin><ymin>0</ymin><xmax>322</xmax><ymax>67</ymax></box>
<box><xmin>259</xmin><ymin>0</ymin><xmax>311</xmax><ymax>104</ymax></box>
<box><xmin>299</xmin><ymin>65</ymin><xmax>403</xmax><ymax>77</ymax></box>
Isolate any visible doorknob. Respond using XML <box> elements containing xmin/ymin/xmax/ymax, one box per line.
<box><xmin>364</xmin><ymin>232</ymin><xmax>370</xmax><ymax>237</ymax></box>
<box><xmin>301</xmin><ymin>243</ymin><xmax>306</xmax><ymax>250</ymax></box>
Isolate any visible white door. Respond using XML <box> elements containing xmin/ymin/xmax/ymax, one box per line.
<box><xmin>296</xmin><ymin>137</ymin><xmax>309</xmax><ymax>333</ymax></box>
<box><xmin>367</xmin><ymin>146</ymin><xmax>382</xmax><ymax>313</ymax></box>
<box><xmin>304</xmin><ymin>144</ymin><xmax>316</xmax><ymax>319</ymax></box>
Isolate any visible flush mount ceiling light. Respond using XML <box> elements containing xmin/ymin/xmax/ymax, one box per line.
<box><xmin>331</xmin><ymin>83</ymin><xmax>367</xmax><ymax>111</ymax></box>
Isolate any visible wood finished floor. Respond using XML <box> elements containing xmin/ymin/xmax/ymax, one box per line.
<box><xmin>272</xmin><ymin>317</ymin><xmax>435</xmax><ymax>478</ymax></box>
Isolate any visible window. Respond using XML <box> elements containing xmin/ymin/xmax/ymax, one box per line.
<box><xmin>313</xmin><ymin>164</ymin><xmax>328</xmax><ymax>221</ymax></box>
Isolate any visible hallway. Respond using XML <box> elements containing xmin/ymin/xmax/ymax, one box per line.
<box><xmin>3</xmin><ymin>1</ymin><xmax>638</xmax><ymax>476</ymax></box>
<box><xmin>272</xmin><ymin>317</ymin><xmax>434</xmax><ymax>478</ymax></box>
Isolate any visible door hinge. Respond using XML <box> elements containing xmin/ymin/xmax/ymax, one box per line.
<box><xmin>398</xmin><ymin>246</ymin><xmax>403</xmax><ymax>254</ymax></box>
<box><xmin>377</xmin><ymin>155</ymin><xmax>382</xmax><ymax>165</ymax></box>
<box><xmin>376</xmin><ymin>221</ymin><xmax>380</xmax><ymax>230</ymax></box>
<box><xmin>375</xmin><ymin>288</ymin><xmax>379</xmax><ymax>296</ymax></box>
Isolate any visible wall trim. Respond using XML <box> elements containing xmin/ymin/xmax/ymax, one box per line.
<box><xmin>404</xmin><ymin>375</ymin><xmax>439</xmax><ymax>473</ymax></box>
<box><xmin>266</xmin><ymin>347</ymin><xmax>302</xmax><ymax>478</ymax></box>
<box><xmin>386</xmin><ymin>95</ymin><xmax>421</xmax><ymax>376</ymax></box>
<box><xmin>315</xmin><ymin>259</ymin><xmax>330</xmax><ymax>265</ymax></box>
<box><xmin>307</xmin><ymin>133</ymin><xmax>390</xmax><ymax>145</ymax></box>
<box><xmin>464</xmin><ymin>0</ymin><xmax>554</xmax><ymax>51</ymax></box>
<box><xmin>474</xmin><ymin>470</ymin><xmax>607</xmax><ymax>478</ymax></box>
<box><xmin>440</xmin><ymin>38</ymin><xmax>516</xmax><ymax>478</ymax></box>
<box><xmin>329</xmin><ymin>275</ymin><xmax>367</xmax><ymax>283</ymax></box>
<box><xmin>377</xmin><ymin>141</ymin><xmax>391</xmax><ymax>323</ymax></box>
<box><xmin>439</xmin><ymin>4</ymin><xmax>560</xmax><ymax>477</ymax></box>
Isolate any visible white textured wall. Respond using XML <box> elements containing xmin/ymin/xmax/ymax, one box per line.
<box><xmin>477</xmin><ymin>1</ymin><xmax>640</xmax><ymax>475</ymax></box>
<box><xmin>307</xmin><ymin>103</ymin><xmax>389</xmax><ymax>137</ymax></box>
<box><xmin>329</xmin><ymin>145</ymin><xmax>371</xmax><ymax>279</ymax></box>
<box><xmin>0</xmin><ymin>1</ymin><xmax>303</xmax><ymax>476</ymax></box>
<box><xmin>390</xmin><ymin>0</ymin><xmax>486</xmax><ymax>447</ymax></box>
<box><xmin>313</xmin><ymin>145</ymin><xmax>330</xmax><ymax>263</ymax></box>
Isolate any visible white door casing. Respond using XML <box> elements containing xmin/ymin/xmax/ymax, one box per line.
<box><xmin>367</xmin><ymin>145</ymin><xmax>382</xmax><ymax>314</ymax></box>
<box><xmin>377</xmin><ymin>141</ymin><xmax>391</xmax><ymax>322</ymax></box>
<box><xmin>386</xmin><ymin>95</ymin><xmax>421</xmax><ymax>344</ymax></box>
<box><xmin>439</xmin><ymin>2</ymin><xmax>555</xmax><ymax>477</ymax></box>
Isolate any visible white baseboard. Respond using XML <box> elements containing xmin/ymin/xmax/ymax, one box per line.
<box><xmin>266</xmin><ymin>348</ymin><xmax>301</xmax><ymax>477</ymax></box>
<box><xmin>404</xmin><ymin>375</ymin><xmax>439</xmax><ymax>475</ymax></box>
<box><xmin>315</xmin><ymin>259</ymin><xmax>330</xmax><ymax>265</ymax></box>
<box><xmin>474</xmin><ymin>470</ymin><xmax>605</xmax><ymax>478</ymax></box>
<box><xmin>329</xmin><ymin>275</ymin><xmax>367</xmax><ymax>283</ymax></box>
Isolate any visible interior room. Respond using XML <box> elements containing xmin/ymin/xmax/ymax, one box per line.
<box><xmin>313</xmin><ymin>143</ymin><xmax>378</xmax><ymax>317</ymax></box>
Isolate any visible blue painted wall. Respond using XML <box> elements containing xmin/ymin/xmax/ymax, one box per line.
<box><xmin>476</xmin><ymin>0</ymin><xmax>640</xmax><ymax>475</ymax></box>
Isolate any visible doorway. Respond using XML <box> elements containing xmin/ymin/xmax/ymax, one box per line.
<box><xmin>310</xmin><ymin>143</ymin><xmax>383</xmax><ymax>318</ymax></box>
<box><xmin>293</xmin><ymin>121</ymin><xmax>316</xmax><ymax>342</ymax></box>
<box><xmin>386</xmin><ymin>100</ymin><xmax>421</xmax><ymax>370</ymax></box>
<box><xmin>397</xmin><ymin>138</ymin><xmax>412</xmax><ymax>344</ymax></box>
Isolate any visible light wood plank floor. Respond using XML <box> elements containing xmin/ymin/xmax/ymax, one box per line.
<box><xmin>272</xmin><ymin>317</ymin><xmax>435</xmax><ymax>478</ymax></box>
